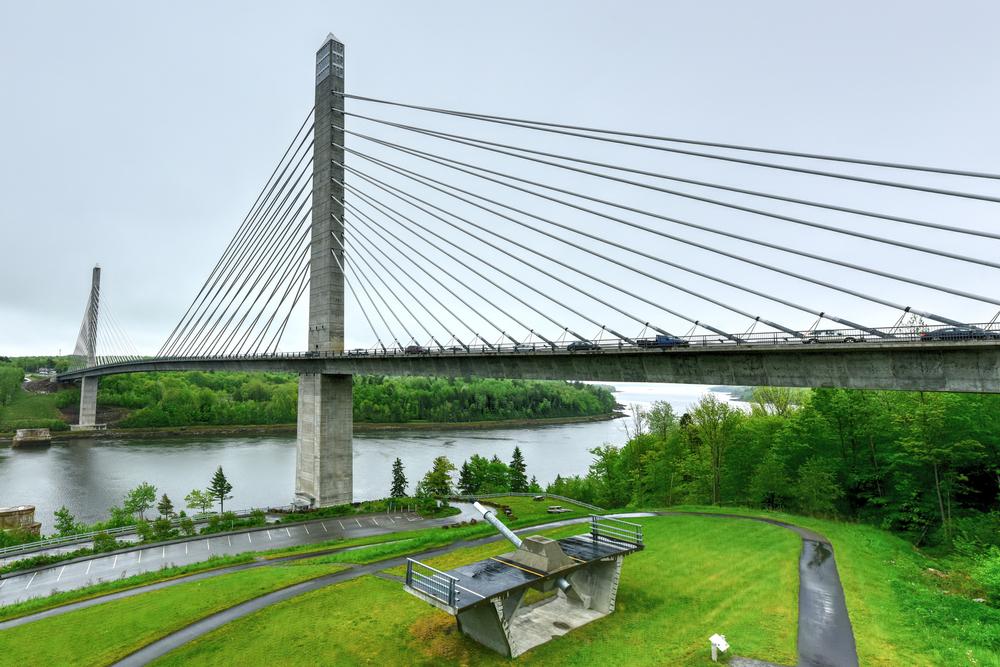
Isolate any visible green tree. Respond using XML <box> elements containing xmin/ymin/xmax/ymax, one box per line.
<box><xmin>457</xmin><ymin>460</ymin><xmax>475</xmax><ymax>495</ymax></box>
<box><xmin>53</xmin><ymin>505</ymin><xmax>78</xmax><ymax>537</ymax></box>
<box><xmin>124</xmin><ymin>482</ymin><xmax>157</xmax><ymax>520</ymax></box>
<box><xmin>209</xmin><ymin>466</ymin><xmax>234</xmax><ymax>514</ymax></box>
<box><xmin>390</xmin><ymin>458</ymin><xmax>408</xmax><ymax>498</ymax></box>
<box><xmin>179</xmin><ymin>516</ymin><xmax>196</xmax><ymax>536</ymax></box>
<box><xmin>157</xmin><ymin>494</ymin><xmax>175</xmax><ymax>518</ymax></box>
<box><xmin>646</xmin><ymin>401</ymin><xmax>678</xmax><ymax>439</ymax></box>
<box><xmin>749</xmin><ymin>452</ymin><xmax>790</xmax><ymax>510</ymax></box>
<box><xmin>688</xmin><ymin>395</ymin><xmax>744</xmax><ymax>505</ymax></box>
<box><xmin>417</xmin><ymin>456</ymin><xmax>456</xmax><ymax>497</ymax></box>
<box><xmin>794</xmin><ymin>457</ymin><xmax>844</xmax><ymax>515</ymax></box>
<box><xmin>509</xmin><ymin>446</ymin><xmax>529</xmax><ymax>492</ymax></box>
<box><xmin>185</xmin><ymin>489</ymin><xmax>214</xmax><ymax>514</ymax></box>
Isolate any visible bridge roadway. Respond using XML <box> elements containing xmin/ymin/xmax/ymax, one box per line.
<box><xmin>0</xmin><ymin>505</ymin><xmax>479</xmax><ymax>607</ymax></box>
<box><xmin>58</xmin><ymin>339</ymin><xmax>1000</xmax><ymax>393</ymax></box>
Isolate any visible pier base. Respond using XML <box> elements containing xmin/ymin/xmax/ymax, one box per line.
<box><xmin>76</xmin><ymin>375</ymin><xmax>100</xmax><ymax>429</ymax></box>
<box><xmin>295</xmin><ymin>373</ymin><xmax>353</xmax><ymax>507</ymax></box>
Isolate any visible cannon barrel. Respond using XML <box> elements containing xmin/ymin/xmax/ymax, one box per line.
<box><xmin>473</xmin><ymin>501</ymin><xmax>573</xmax><ymax>595</ymax></box>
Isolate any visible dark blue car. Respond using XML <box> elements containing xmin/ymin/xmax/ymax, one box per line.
<box><xmin>920</xmin><ymin>326</ymin><xmax>1000</xmax><ymax>341</ymax></box>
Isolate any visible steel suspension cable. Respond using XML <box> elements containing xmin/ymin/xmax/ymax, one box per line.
<box><xmin>341</xmin><ymin>197</ymin><xmax>532</xmax><ymax>349</ymax></box>
<box><xmin>251</xmin><ymin>258</ymin><xmax>312</xmax><ymax>356</ymax></box>
<box><xmin>345</xmin><ymin>165</ymin><xmax>745</xmax><ymax>341</ymax></box>
<box><xmin>160</xmin><ymin>119</ymin><xmax>315</xmax><ymax>355</ymax></box>
<box><xmin>337</xmin><ymin>93</ymin><xmax>1000</xmax><ymax>202</ymax></box>
<box><xmin>325</xmin><ymin>243</ymin><xmax>386</xmax><ymax>352</ymax></box>
<box><xmin>342</xmin><ymin>132</ymin><xmax>981</xmax><ymax>324</ymax></box>
<box><xmin>347</xmin><ymin>112</ymin><xmax>1000</xmax><ymax>256</ymax></box>
<box><xmin>344</xmin><ymin>145</ymin><xmax>886</xmax><ymax>337</ymax></box>
<box><xmin>343</xmin><ymin>186</ymin><xmax>586</xmax><ymax>344</ymax></box>
<box><xmin>343</xmin><ymin>255</ymin><xmax>405</xmax><ymax>351</ymax></box>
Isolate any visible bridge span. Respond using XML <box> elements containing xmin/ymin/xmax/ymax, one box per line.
<box><xmin>58</xmin><ymin>340</ymin><xmax>1000</xmax><ymax>394</ymax></box>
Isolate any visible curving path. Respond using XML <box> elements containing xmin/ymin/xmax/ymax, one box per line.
<box><xmin>106</xmin><ymin>511</ymin><xmax>857</xmax><ymax>667</ymax></box>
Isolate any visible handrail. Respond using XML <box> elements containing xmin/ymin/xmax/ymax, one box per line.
<box><xmin>406</xmin><ymin>557</ymin><xmax>459</xmax><ymax>607</ymax></box>
<box><xmin>589</xmin><ymin>514</ymin><xmax>643</xmax><ymax>547</ymax></box>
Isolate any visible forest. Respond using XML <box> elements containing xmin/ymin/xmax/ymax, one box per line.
<box><xmin>90</xmin><ymin>372</ymin><xmax>617</xmax><ymax>427</ymax></box>
<box><xmin>549</xmin><ymin>387</ymin><xmax>1000</xmax><ymax>551</ymax></box>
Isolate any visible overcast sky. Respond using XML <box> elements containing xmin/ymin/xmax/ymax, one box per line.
<box><xmin>2</xmin><ymin>1</ymin><xmax>1000</xmax><ymax>356</ymax></box>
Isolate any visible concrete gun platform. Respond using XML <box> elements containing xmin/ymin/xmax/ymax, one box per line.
<box><xmin>404</xmin><ymin>515</ymin><xmax>643</xmax><ymax>657</ymax></box>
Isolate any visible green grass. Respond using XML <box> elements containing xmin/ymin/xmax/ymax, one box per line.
<box><xmin>0</xmin><ymin>561</ymin><xmax>346</xmax><ymax>667</ymax></box>
<box><xmin>670</xmin><ymin>505</ymin><xmax>1000</xmax><ymax>667</ymax></box>
<box><xmin>151</xmin><ymin>515</ymin><xmax>800</xmax><ymax>666</ymax></box>
<box><xmin>0</xmin><ymin>554</ymin><xmax>255</xmax><ymax>623</ymax></box>
<box><xmin>0</xmin><ymin>389</ymin><xmax>65</xmax><ymax>431</ymax></box>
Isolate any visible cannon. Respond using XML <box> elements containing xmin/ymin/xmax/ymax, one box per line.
<box><xmin>403</xmin><ymin>502</ymin><xmax>644</xmax><ymax>657</ymax></box>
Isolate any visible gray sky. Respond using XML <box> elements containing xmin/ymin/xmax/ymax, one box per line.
<box><xmin>2</xmin><ymin>1</ymin><xmax>999</xmax><ymax>355</ymax></box>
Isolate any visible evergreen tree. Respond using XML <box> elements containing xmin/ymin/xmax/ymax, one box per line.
<box><xmin>53</xmin><ymin>505</ymin><xmax>77</xmax><ymax>537</ymax></box>
<box><xmin>390</xmin><ymin>458</ymin><xmax>408</xmax><ymax>498</ymax></box>
<box><xmin>157</xmin><ymin>494</ymin><xmax>175</xmax><ymax>518</ymax></box>
<box><xmin>417</xmin><ymin>456</ymin><xmax>456</xmax><ymax>497</ymax></box>
<box><xmin>528</xmin><ymin>476</ymin><xmax>542</xmax><ymax>493</ymax></box>
<box><xmin>509</xmin><ymin>446</ymin><xmax>529</xmax><ymax>492</ymax></box>
<box><xmin>458</xmin><ymin>460</ymin><xmax>476</xmax><ymax>495</ymax></box>
<box><xmin>209</xmin><ymin>466</ymin><xmax>234</xmax><ymax>514</ymax></box>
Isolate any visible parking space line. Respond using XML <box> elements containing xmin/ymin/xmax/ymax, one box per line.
<box><xmin>112</xmin><ymin>555</ymin><xmax>118</xmax><ymax>569</ymax></box>
<box><xmin>138</xmin><ymin>550</ymin><xmax>142</xmax><ymax>564</ymax></box>
<box><xmin>267</xmin><ymin>530</ymin><xmax>272</xmax><ymax>541</ymax></box>
<box><xmin>162</xmin><ymin>546</ymin><xmax>166</xmax><ymax>559</ymax></box>
<box><xmin>338</xmin><ymin>520</ymin><xmax>344</xmax><ymax>529</ymax></box>
<box><xmin>24</xmin><ymin>572</ymin><xmax>36</xmax><ymax>590</ymax></box>
<box><xmin>227</xmin><ymin>536</ymin><xmax>232</xmax><ymax>547</ymax></box>
<box><xmin>56</xmin><ymin>566</ymin><xmax>65</xmax><ymax>582</ymax></box>
<box><xmin>285</xmin><ymin>527</ymin><xmax>291</xmax><ymax>538</ymax></box>
<box><xmin>185</xmin><ymin>543</ymin><xmax>189</xmax><ymax>554</ymax></box>
<box><xmin>354</xmin><ymin>518</ymin><xmax>362</xmax><ymax>528</ymax></box>
<box><xmin>86</xmin><ymin>561</ymin><xmax>92</xmax><ymax>575</ymax></box>
<box><xmin>304</xmin><ymin>525</ymin><xmax>310</xmax><ymax>535</ymax></box>
<box><xmin>321</xmin><ymin>522</ymin><xmax>328</xmax><ymax>533</ymax></box>
<box><xmin>387</xmin><ymin>516</ymin><xmax>395</xmax><ymax>523</ymax></box>
<box><xmin>372</xmin><ymin>518</ymin><xmax>380</xmax><ymax>527</ymax></box>
<box><xmin>248</xmin><ymin>533</ymin><xmax>252</xmax><ymax>543</ymax></box>
<box><xmin>0</xmin><ymin>577</ymin><xmax>5</xmax><ymax>589</ymax></box>
<box><xmin>206</xmin><ymin>540</ymin><xmax>210</xmax><ymax>551</ymax></box>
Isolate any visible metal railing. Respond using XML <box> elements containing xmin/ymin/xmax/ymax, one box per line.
<box><xmin>449</xmin><ymin>492</ymin><xmax>604</xmax><ymax>513</ymax></box>
<box><xmin>0</xmin><ymin>506</ymin><xmax>277</xmax><ymax>560</ymax></box>
<box><xmin>406</xmin><ymin>557</ymin><xmax>459</xmax><ymax>608</ymax></box>
<box><xmin>589</xmin><ymin>515</ymin><xmax>644</xmax><ymax>547</ymax></box>
<box><xmin>63</xmin><ymin>321</ymin><xmax>1000</xmax><ymax>375</ymax></box>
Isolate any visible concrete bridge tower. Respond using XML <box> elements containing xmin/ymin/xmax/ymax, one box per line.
<box><xmin>295</xmin><ymin>34</ymin><xmax>352</xmax><ymax>507</ymax></box>
<box><xmin>76</xmin><ymin>265</ymin><xmax>101</xmax><ymax>429</ymax></box>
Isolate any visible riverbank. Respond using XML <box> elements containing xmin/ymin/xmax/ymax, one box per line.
<box><xmin>32</xmin><ymin>411</ymin><xmax>623</xmax><ymax>442</ymax></box>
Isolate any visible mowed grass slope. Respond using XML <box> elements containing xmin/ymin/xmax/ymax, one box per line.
<box><xmin>673</xmin><ymin>506</ymin><xmax>1000</xmax><ymax>667</ymax></box>
<box><xmin>0</xmin><ymin>562</ymin><xmax>345</xmax><ymax>667</ymax></box>
<box><xmin>153</xmin><ymin>515</ymin><xmax>800</xmax><ymax>666</ymax></box>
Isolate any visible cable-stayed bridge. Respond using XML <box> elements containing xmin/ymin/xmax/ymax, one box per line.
<box><xmin>57</xmin><ymin>34</ymin><xmax>1000</xmax><ymax>507</ymax></box>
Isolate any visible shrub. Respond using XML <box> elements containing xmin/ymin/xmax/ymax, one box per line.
<box><xmin>973</xmin><ymin>547</ymin><xmax>1000</xmax><ymax>605</ymax></box>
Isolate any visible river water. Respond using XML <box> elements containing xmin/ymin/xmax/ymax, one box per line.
<box><xmin>0</xmin><ymin>383</ymin><xmax>740</xmax><ymax>530</ymax></box>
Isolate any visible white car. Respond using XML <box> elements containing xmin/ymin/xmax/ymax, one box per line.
<box><xmin>801</xmin><ymin>330</ymin><xmax>864</xmax><ymax>344</ymax></box>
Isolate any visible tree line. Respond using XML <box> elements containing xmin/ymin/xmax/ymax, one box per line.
<box><xmin>387</xmin><ymin>445</ymin><xmax>542</xmax><ymax>499</ymax></box>
<box><xmin>90</xmin><ymin>372</ymin><xmax>615</xmax><ymax>427</ymax></box>
<box><xmin>548</xmin><ymin>388</ymin><xmax>1000</xmax><ymax>551</ymax></box>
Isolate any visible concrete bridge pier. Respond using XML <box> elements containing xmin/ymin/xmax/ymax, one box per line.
<box><xmin>78</xmin><ymin>376</ymin><xmax>99</xmax><ymax>428</ymax></box>
<box><xmin>74</xmin><ymin>265</ymin><xmax>102</xmax><ymax>431</ymax></box>
<box><xmin>294</xmin><ymin>34</ymin><xmax>352</xmax><ymax>507</ymax></box>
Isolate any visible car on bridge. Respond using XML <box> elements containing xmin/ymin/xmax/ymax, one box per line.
<box><xmin>920</xmin><ymin>326</ymin><xmax>1000</xmax><ymax>341</ymax></box>
<box><xmin>636</xmin><ymin>335</ymin><xmax>690</xmax><ymax>348</ymax></box>
<box><xmin>567</xmin><ymin>340</ymin><xmax>601</xmax><ymax>352</ymax></box>
<box><xmin>405</xmin><ymin>345</ymin><xmax>430</xmax><ymax>355</ymax></box>
<box><xmin>801</xmin><ymin>330</ymin><xmax>865</xmax><ymax>344</ymax></box>
<box><xmin>347</xmin><ymin>349</ymin><xmax>370</xmax><ymax>356</ymax></box>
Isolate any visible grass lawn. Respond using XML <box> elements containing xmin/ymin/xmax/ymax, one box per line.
<box><xmin>0</xmin><ymin>389</ymin><xmax>63</xmax><ymax>430</ymax></box>
<box><xmin>152</xmin><ymin>515</ymin><xmax>800</xmax><ymax>666</ymax></box>
<box><xmin>0</xmin><ymin>561</ymin><xmax>346</xmax><ymax>667</ymax></box>
<box><xmin>671</xmin><ymin>505</ymin><xmax>1000</xmax><ymax>667</ymax></box>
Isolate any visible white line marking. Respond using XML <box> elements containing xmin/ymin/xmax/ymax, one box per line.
<box><xmin>304</xmin><ymin>525</ymin><xmax>310</xmax><ymax>535</ymax></box>
<box><xmin>227</xmin><ymin>536</ymin><xmax>232</xmax><ymax>547</ymax></box>
<box><xmin>162</xmin><ymin>546</ymin><xmax>166</xmax><ymax>559</ymax></box>
<box><xmin>321</xmin><ymin>522</ymin><xmax>328</xmax><ymax>533</ymax></box>
<box><xmin>388</xmin><ymin>516</ymin><xmax>395</xmax><ymax>523</ymax></box>
<box><xmin>112</xmin><ymin>555</ymin><xmax>118</xmax><ymax>569</ymax></box>
<box><xmin>206</xmin><ymin>540</ymin><xmax>210</xmax><ymax>551</ymax></box>
<box><xmin>338</xmin><ymin>520</ymin><xmax>344</xmax><ymax>529</ymax></box>
<box><xmin>285</xmin><ymin>527</ymin><xmax>291</xmax><ymax>538</ymax></box>
<box><xmin>267</xmin><ymin>530</ymin><xmax>272</xmax><ymax>541</ymax></box>
<box><xmin>86</xmin><ymin>561</ymin><xmax>92</xmax><ymax>575</ymax></box>
<box><xmin>372</xmin><ymin>518</ymin><xmax>380</xmax><ymax>527</ymax></box>
<box><xmin>137</xmin><ymin>550</ymin><xmax>142</xmax><ymax>564</ymax></box>
<box><xmin>185</xmin><ymin>543</ymin><xmax>189</xmax><ymax>555</ymax></box>
<box><xmin>354</xmin><ymin>518</ymin><xmax>362</xmax><ymax>528</ymax></box>
<box><xmin>456</xmin><ymin>583</ymin><xmax>486</xmax><ymax>599</ymax></box>
<box><xmin>24</xmin><ymin>572</ymin><xmax>36</xmax><ymax>590</ymax></box>
<box><xmin>0</xmin><ymin>577</ymin><xmax>5</xmax><ymax>589</ymax></box>
<box><xmin>248</xmin><ymin>533</ymin><xmax>252</xmax><ymax>543</ymax></box>
<box><xmin>56</xmin><ymin>566</ymin><xmax>65</xmax><ymax>582</ymax></box>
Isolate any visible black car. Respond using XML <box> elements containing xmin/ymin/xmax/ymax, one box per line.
<box><xmin>405</xmin><ymin>345</ymin><xmax>430</xmax><ymax>355</ymax></box>
<box><xmin>567</xmin><ymin>340</ymin><xmax>601</xmax><ymax>352</ymax></box>
<box><xmin>920</xmin><ymin>326</ymin><xmax>1000</xmax><ymax>341</ymax></box>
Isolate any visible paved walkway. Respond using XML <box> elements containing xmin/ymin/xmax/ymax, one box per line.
<box><xmin>0</xmin><ymin>504</ymin><xmax>479</xmax><ymax>606</ymax></box>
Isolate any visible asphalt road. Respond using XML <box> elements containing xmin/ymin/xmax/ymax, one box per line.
<box><xmin>0</xmin><ymin>504</ymin><xmax>479</xmax><ymax>606</ymax></box>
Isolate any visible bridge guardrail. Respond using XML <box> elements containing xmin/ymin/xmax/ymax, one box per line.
<box><xmin>0</xmin><ymin>506</ymin><xmax>289</xmax><ymax>560</ymax></box>
<box><xmin>65</xmin><ymin>321</ymin><xmax>1000</xmax><ymax>375</ymax></box>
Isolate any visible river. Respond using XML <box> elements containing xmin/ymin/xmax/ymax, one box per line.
<box><xmin>0</xmin><ymin>383</ymin><xmax>742</xmax><ymax>530</ymax></box>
